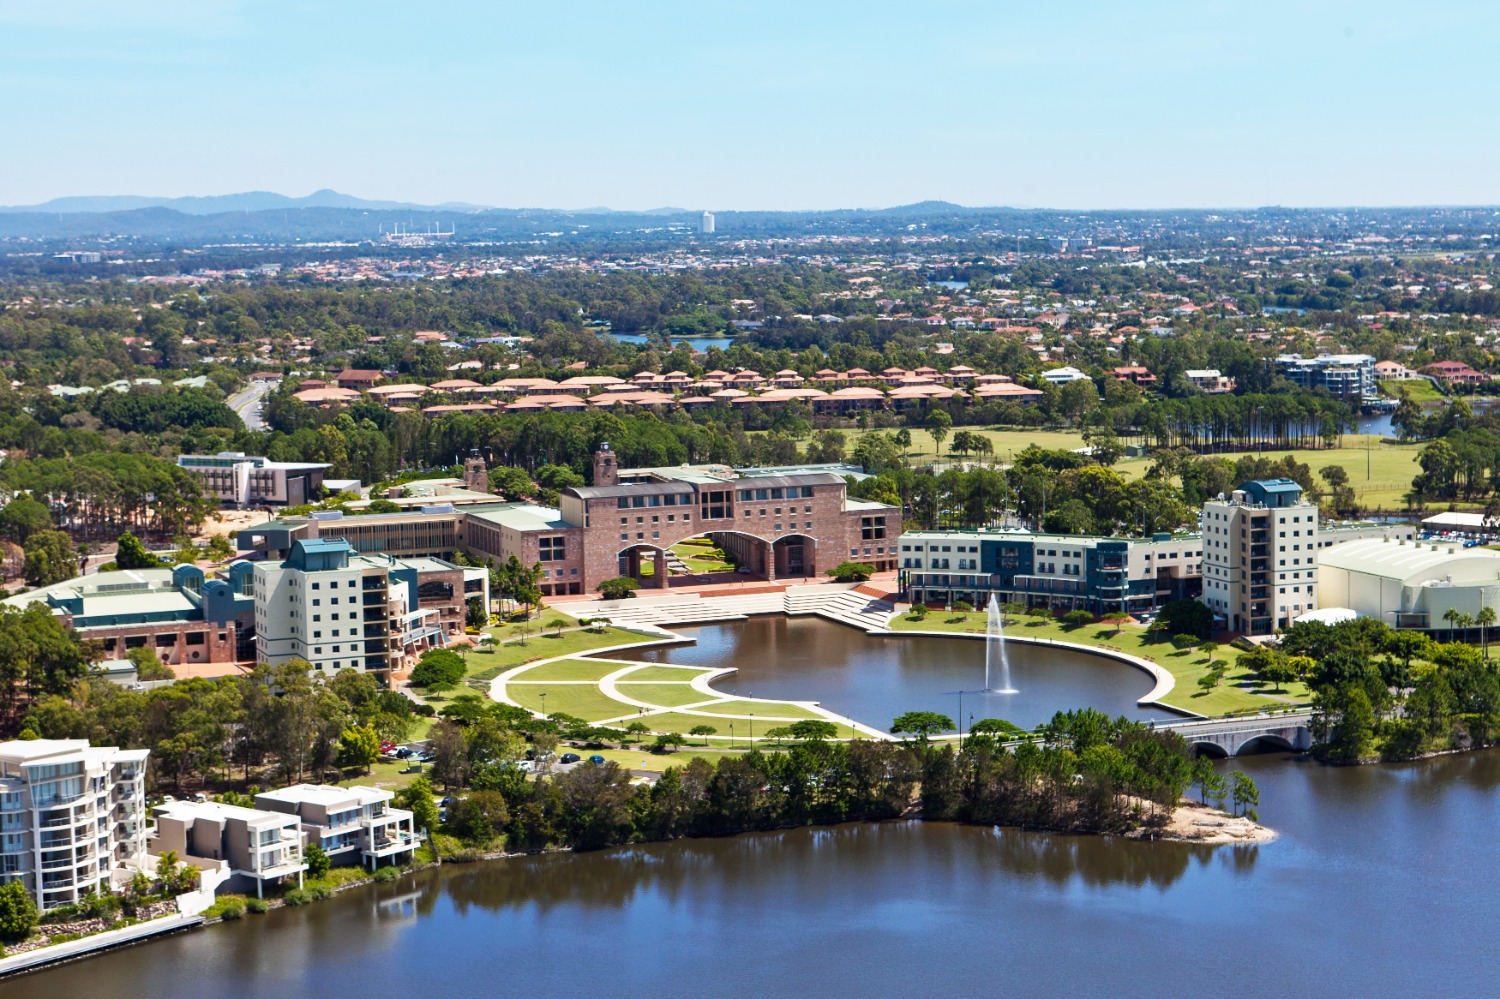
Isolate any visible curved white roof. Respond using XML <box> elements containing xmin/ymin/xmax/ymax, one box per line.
<box><xmin>1319</xmin><ymin>537</ymin><xmax>1500</xmax><ymax>585</ymax></box>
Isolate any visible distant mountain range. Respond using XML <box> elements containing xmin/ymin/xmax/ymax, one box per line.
<box><xmin>0</xmin><ymin>190</ymin><xmax>978</xmax><ymax>217</ymax></box>
<box><xmin>0</xmin><ymin>189</ymin><xmax>496</xmax><ymax>215</ymax></box>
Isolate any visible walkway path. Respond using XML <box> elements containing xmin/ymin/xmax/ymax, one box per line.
<box><xmin>0</xmin><ymin>913</ymin><xmax>203</xmax><ymax>979</ymax></box>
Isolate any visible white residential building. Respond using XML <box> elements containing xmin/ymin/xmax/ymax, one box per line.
<box><xmin>1275</xmin><ymin>353</ymin><xmax>1377</xmax><ymax>401</ymax></box>
<box><xmin>256</xmin><ymin>540</ymin><xmax>413</xmax><ymax>676</ymax></box>
<box><xmin>1040</xmin><ymin>366</ymin><xmax>1093</xmax><ymax>385</ymax></box>
<box><xmin>0</xmin><ymin>739</ymin><xmax>149</xmax><ymax>910</ymax></box>
<box><xmin>152</xmin><ymin>800</ymin><xmax>306</xmax><ymax>899</ymax></box>
<box><xmin>700</xmin><ymin>211</ymin><xmax>715</xmax><ymax>234</ymax></box>
<box><xmin>1185</xmin><ymin>368</ymin><xmax>1236</xmax><ymax>393</ymax></box>
<box><xmin>254</xmin><ymin>784</ymin><xmax>417</xmax><ymax>870</ymax></box>
<box><xmin>1202</xmin><ymin>479</ymin><xmax>1322</xmax><ymax>635</ymax></box>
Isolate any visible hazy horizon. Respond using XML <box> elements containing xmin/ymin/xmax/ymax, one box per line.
<box><xmin>5</xmin><ymin>1</ymin><xmax>1498</xmax><ymax>210</ymax></box>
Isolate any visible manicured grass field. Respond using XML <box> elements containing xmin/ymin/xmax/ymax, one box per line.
<box><xmin>671</xmin><ymin>539</ymin><xmax>733</xmax><ymax>572</ymax></box>
<box><xmin>509</xmin><ymin>658</ymin><xmax>625</xmax><ymax>682</ymax></box>
<box><xmin>614</xmin><ymin>664</ymin><xmax>709</xmax><ymax>682</ymax></box>
<box><xmin>888</xmin><ymin>611</ymin><xmax>1310</xmax><ymax>717</ymax></box>
<box><xmin>831</xmin><ymin>425</ymin><xmax>1421</xmax><ymax>508</ymax></box>
<box><xmin>465</xmin><ymin>624</ymin><xmax>651</xmax><ymax>681</ymax></box>
<box><xmin>504</xmin><ymin>683</ymin><xmax>637</xmax><ymax>721</ymax></box>
<box><xmin>612</xmin><ymin>682</ymin><xmax>716</xmax><ymax>708</ymax></box>
<box><xmin>687</xmin><ymin>698</ymin><xmax>824</xmax><ymax>720</ymax></box>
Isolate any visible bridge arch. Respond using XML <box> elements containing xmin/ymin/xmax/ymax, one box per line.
<box><xmin>1233</xmin><ymin>733</ymin><xmax>1297</xmax><ymax>756</ymax></box>
<box><xmin>1188</xmin><ymin>741</ymin><xmax>1230</xmax><ymax>759</ymax></box>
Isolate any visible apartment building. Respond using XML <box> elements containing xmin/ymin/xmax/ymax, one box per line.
<box><xmin>152</xmin><ymin>800</ymin><xmax>306</xmax><ymax>899</ymax></box>
<box><xmin>1275</xmin><ymin>353</ymin><xmax>1377</xmax><ymax>401</ymax></box>
<box><xmin>1203</xmin><ymin>479</ymin><xmax>1320</xmax><ymax>635</ymax></box>
<box><xmin>253</xmin><ymin>539</ymin><xmax>487</xmax><ymax>676</ymax></box>
<box><xmin>0</xmin><ymin>739</ymin><xmax>149</xmax><ymax>910</ymax></box>
<box><xmin>178</xmin><ymin>452</ymin><xmax>331</xmax><ymax>508</ymax></box>
<box><xmin>254</xmin><ymin>784</ymin><xmax>417</xmax><ymax>870</ymax></box>
<box><xmin>900</xmin><ymin>530</ymin><xmax>1203</xmax><ymax>614</ymax></box>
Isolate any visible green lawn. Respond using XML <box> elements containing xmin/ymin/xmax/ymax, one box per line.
<box><xmin>620</xmin><ymin>711</ymin><xmax>864</xmax><ymax>739</ymax></box>
<box><xmin>615</xmin><ymin>664</ymin><xmax>711</xmax><ymax>682</ymax></box>
<box><xmin>888</xmin><ymin>610</ymin><xmax>1310</xmax><ymax>717</ymax></box>
<box><xmin>687</xmin><ymin>698</ymin><xmax>824</xmax><ymax>720</ymax></box>
<box><xmin>465</xmin><ymin>625</ymin><xmax>648</xmax><ymax>681</ymax></box>
<box><xmin>828</xmin><ymin>424</ymin><xmax>1422</xmax><ymax>510</ymax></box>
<box><xmin>503</xmin><ymin>683</ymin><xmax>637</xmax><ymax>721</ymax></box>
<box><xmin>1380</xmin><ymin>378</ymin><xmax>1445</xmax><ymax>403</ymax></box>
<box><xmin>509</xmin><ymin>658</ymin><xmax>626</xmax><ymax>682</ymax></box>
<box><xmin>613</xmin><ymin>682</ymin><xmax>716</xmax><ymax>708</ymax></box>
<box><xmin>671</xmin><ymin>539</ymin><xmax>733</xmax><ymax>572</ymax></box>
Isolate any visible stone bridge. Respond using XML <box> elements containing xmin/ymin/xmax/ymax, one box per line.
<box><xmin>1159</xmin><ymin>710</ymin><xmax>1315</xmax><ymax>757</ymax></box>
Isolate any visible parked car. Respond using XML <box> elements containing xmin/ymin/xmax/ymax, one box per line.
<box><xmin>559</xmin><ymin>753</ymin><xmax>581</xmax><ymax>764</ymax></box>
<box><xmin>588</xmin><ymin>755</ymin><xmax>606</xmax><ymax>765</ymax></box>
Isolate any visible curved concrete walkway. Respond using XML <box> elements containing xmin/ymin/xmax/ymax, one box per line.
<box><xmin>488</xmin><ymin>633</ymin><xmax>889</xmax><ymax>739</ymax></box>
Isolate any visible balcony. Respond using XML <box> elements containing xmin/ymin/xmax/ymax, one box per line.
<box><xmin>363</xmin><ymin>591</ymin><xmax>387</xmax><ymax>606</ymax></box>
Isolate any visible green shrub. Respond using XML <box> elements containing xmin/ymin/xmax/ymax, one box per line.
<box><xmin>219</xmin><ymin>903</ymin><xmax>244</xmax><ymax>920</ymax></box>
<box><xmin>246</xmin><ymin>898</ymin><xmax>269</xmax><ymax>914</ymax></box>
<box><xmin>283</xmin><ymin>889</ymin><xmax>312</xmax><ymax>906</ymax></box>
<box><xmin>372</xmin><ymin>866</ymin><xmax>400</xmax><ymax>883</ymax></box>
<box><xmin>308</xmin><ymin>885</ymin><xmax>333</xmax><ymax>901</ymax></box>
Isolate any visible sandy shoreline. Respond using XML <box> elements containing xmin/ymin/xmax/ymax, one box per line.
<box><xmin>1128</xmin><ymin>800</ymin><xmax>1277</xmax><ymax>844</ymax></box>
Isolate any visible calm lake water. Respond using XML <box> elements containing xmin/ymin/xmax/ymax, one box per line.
<box><xmin>15</xmin><ymin>749</ymin><xmax>1500</xmax><ymax>998</ymax></box>
<box><xmin>14</xmin><ymin>620</ymin><xmax>1500</xmax><ymax>997</ymax></box>
<box><xmin>613</xmin><ymin>616</ymin><xmax>1176</xmax><ymax>731</ymax></box>
<box><xmin>607</xmin><ymin>332</ymin><xmax>740</xmax><ymax>351</ymax></box>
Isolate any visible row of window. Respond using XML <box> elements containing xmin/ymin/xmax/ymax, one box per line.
<box><xmin>736</xmin><ymin>486</ymin><xmax>817</xmax><ymax>501</ymax></box>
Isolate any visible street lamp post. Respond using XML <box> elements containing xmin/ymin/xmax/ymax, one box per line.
<box><xmin>539</xmin><ymin>691</ymin><xmax>547</xmax><ymax>719</ymax></box>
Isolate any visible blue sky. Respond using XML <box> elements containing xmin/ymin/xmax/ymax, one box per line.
<box><xmin>2</xmin><ymin>0</ymin><xmax>1497</xmax><ymax>209</ymax></box>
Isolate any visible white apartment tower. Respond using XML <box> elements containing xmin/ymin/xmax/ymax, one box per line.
<box><xmin>1202</xmin><ymin>479</ymin><xmax>1319</xmax><ymax>635</ymax></box>
<box><xmin>700</xmin><ymin>211</ymin><xmax>715</xmax><ymax>234</ymax></box>
<box><xmin>254</xmin><ymin>538</ymin><xmax>415</xmax><ymax>675</ymax></box>
<box><xmin>0</xmin><ymin>739</ymin><xmax>149</xmax><ymax>910</ymax></box>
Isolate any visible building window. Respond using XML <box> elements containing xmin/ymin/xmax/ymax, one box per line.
<box><xmin>539</xmin><ymin>537</ymin><xmax>566</xmax><ymax>562</ymax></box>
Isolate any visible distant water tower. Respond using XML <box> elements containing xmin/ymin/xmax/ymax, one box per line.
<box><xmin>700</xmin><ymin>211</ymin><xmax>715</xmax><ymax>234</ymax></box>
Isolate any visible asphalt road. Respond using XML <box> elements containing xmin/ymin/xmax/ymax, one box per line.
<box><xmin>227</xmin><ymin>381</ymin><xmax>273</xmax><ymax>430</ymax></box>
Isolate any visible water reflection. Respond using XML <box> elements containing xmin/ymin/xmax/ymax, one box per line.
<box><xmin>611</xmin><ymin>617</ymin><xmax>1173</xmax><ymax>730</ymax></box>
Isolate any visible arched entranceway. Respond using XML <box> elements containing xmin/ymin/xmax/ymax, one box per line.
<box><xmin>615</xmin><ymin>531</ymin><xmax>781</xmax><ymax>588</ymax></box>
<box><xmin>772</xmin><ymin>534</ymin><xmax>818</xmax><ymax>580</ymax></box>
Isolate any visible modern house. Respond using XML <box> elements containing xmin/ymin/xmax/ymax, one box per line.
<box><xmin>151</xmin><ymin>800</ymin><xmax>306</xmax><ymax>899</ymax></box>
<box><xmin>1185</xmin><ymin>368</ymin><xmax>1236</xmax><ymax>394</ymax></box>
<box><xmin>254</xmin><ymin>784</ymin><xmax>417</xmax><ymax>869</ymax></box>
<box><xmin>1423</xmin><ymin>360</ymin><xmax>1488</xmax><ymax>386</ymax></box>
<box><xmin>0</xmin><ymin>739</ymin><xmax>150</xmax><ymax>910</ymax></box>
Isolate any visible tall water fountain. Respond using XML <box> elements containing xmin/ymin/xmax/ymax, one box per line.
<box><xmin>985</xmin><ymin>593</ymin><xmax>1019</xmax><ymax>694</ymax></box>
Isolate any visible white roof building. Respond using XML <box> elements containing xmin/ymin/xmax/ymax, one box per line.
<box><xmin>1040</xmin><ymin>366</ymin><xmax>1092</xmax><ymax>384</ymax></box>
<box><xmin>1317</xmin><ymin>537</ymin><xmax>1500</xmax><ymax>631</ymax></box>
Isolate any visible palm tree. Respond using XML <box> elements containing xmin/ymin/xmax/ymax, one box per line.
<box><xmin>1479</xmin><ymin>607</ymin><xmax>1496</xmax><ymax>659</ymax></box>
<box><xmin>1459</xmin><ymin>612</ymin><xmax>1475</xmax><ymax>644</ymax></box>
<box><xmin>1442</xmin><ymin>607</ymin><xmax>1461</xmax><ymax>644</ymax></box>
